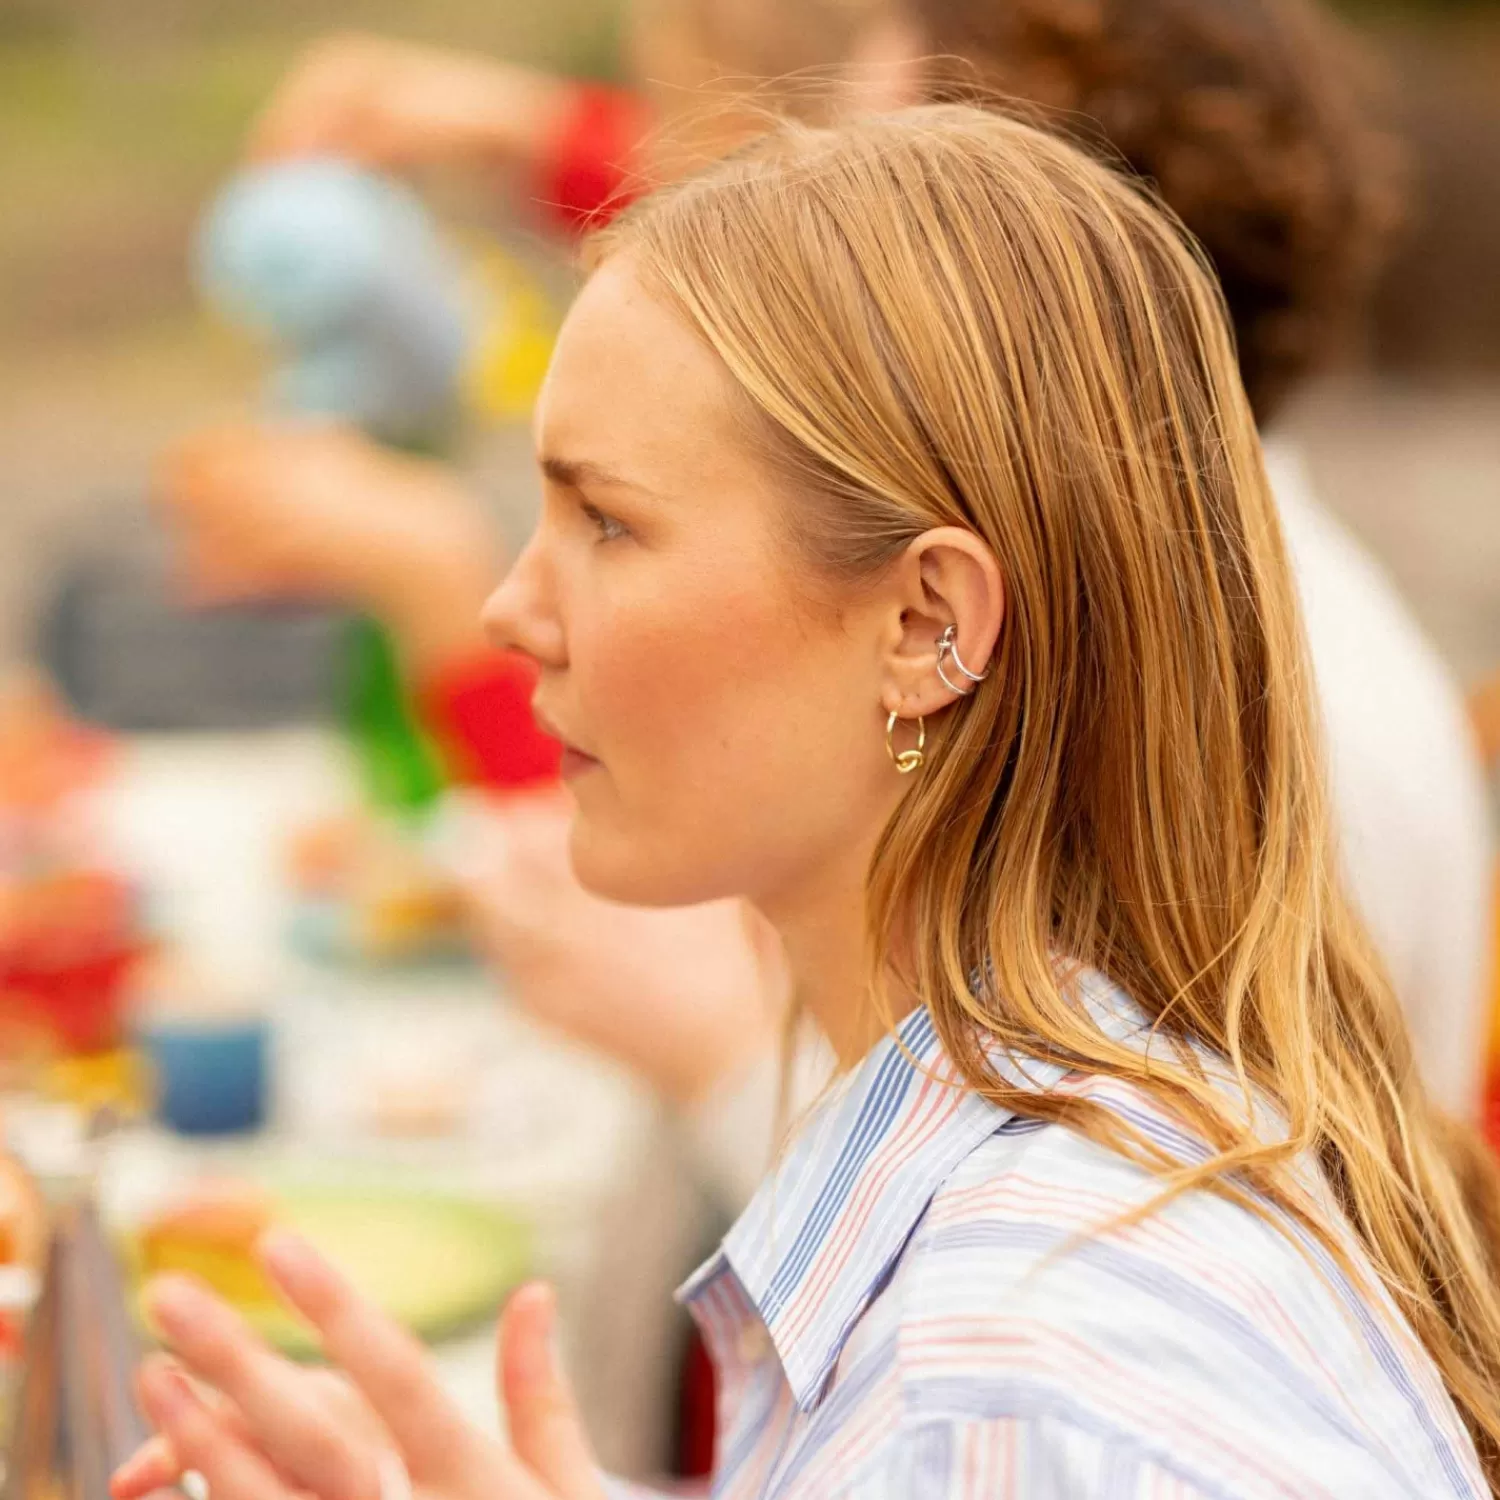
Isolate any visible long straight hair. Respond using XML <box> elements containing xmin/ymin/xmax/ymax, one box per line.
<box><xmin>593</xmin><ymin>106</ymin><xmax>1500</xmax><ymax>1483</ymax></box>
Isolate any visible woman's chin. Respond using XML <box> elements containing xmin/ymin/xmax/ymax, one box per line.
<box><xmin>567</xmin><ymin>821</ymin><xmax>723</xmax><ymax>910</ymax></box>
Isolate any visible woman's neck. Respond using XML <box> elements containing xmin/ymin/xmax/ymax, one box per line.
<box><xmin>759</xmin><ymin>833</ymin><xmax>905</xmax><ymax>1070</ymax></box>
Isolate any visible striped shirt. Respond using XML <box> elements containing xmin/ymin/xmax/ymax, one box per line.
<box><xmin>608</xmin><ymin>971</ymin><xmax>1485</xmax><ymax>1498</ymax></box>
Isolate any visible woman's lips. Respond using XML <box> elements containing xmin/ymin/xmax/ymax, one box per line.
<box><xmin>559</xmin><ymin>746</ymin><xmax>600</xmax><ymax>780</ymax></box>
<box><xmin>533</xmin><ymin>705</ymin><xmax>599</xmax><ymax>780</ymax></box>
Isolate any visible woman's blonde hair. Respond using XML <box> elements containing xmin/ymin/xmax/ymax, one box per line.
<box><xmin>592</xmin><ymin>106</ymin><xmax>1500</xmax><ymax>1480</ymax></box>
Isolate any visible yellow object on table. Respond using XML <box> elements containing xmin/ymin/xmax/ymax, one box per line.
<box><xmin>44</xmin><ymin>1047</ymin><xmax>151</xmax><ymax>1118</ymax></box>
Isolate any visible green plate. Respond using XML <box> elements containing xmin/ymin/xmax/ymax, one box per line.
<box><xmin>128</xmin><ymin>1181</ymin><xmax>530</xmax><ymax>1359</ymax></box>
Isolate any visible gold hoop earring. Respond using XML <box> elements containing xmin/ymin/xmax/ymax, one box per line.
<box><xmin>886</xmin><ymin>711</ymin><xmax>926</xmax><ymax>774</ymax></box>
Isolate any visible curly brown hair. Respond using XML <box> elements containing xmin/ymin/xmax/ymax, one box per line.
<box><xmin>907</xmin><ymin>0</ymin><xmax>1406</xmax><ymax>424</ymax></box>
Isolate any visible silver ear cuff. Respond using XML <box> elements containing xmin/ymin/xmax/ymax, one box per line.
<box><xmin>936</xmin><ymin>625</ymin><xmax>990</xmax><ymax>696</ymax></box>
<box><xmin>936</xmin><ymin>654</ymin><xmax>969</xmax><ymax>696</ymax></box>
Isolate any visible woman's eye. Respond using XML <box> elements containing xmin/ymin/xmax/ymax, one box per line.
<box><xmin>580</xmin><ymin>501</ymin><xmax>629</xmax><ymax>543</ymax></box>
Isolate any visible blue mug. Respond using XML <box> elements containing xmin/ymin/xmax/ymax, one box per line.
<box><xmin>138</xmin><ymin>1014</ymin><xmax>271</xmax><ymax>1136</ymax></box>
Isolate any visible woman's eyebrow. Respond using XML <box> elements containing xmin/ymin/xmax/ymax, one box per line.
<box><xmin>538</xmin><ymin>454</ymin><xmax>663</xmax><ymax>498</ymax></box>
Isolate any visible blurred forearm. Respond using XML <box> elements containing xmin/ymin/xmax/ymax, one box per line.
<box><xmin>246</xmin><ymin>34</ymin><xmax>577</xmax><ymax>177</ymax></box>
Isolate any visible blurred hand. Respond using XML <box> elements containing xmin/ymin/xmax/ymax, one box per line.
<box><xmin>112</xmin><ymin>1362</ymin><xmax>386</xmax><ymax>1500</ymax></box>
<box><xmin>113</xmin><ymin>1235</ymin><xmax>602</xmax><ymax>1500</ymax></box>
<box><xmin>159</xmin><ymin>423</ymin><xmax>502</xmax><ymax>676</ymax></box>
<box><xmin>247</xmin><ymin>33</ymin><xmax>570</xmax><ymax>173</ymax></box>
<box><xmin>447</xmin><ymin>790</ymin><xmax>786</xmax><ymax>1105</ymax></box>
<box><xmin>0</xmin><ymin>668</ymin><xmax>113</xmax><ymax>813</ymax></box>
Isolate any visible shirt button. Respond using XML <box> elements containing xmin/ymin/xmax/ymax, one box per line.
<box><xmin>736</xmin><ymin>1322</ymin><xmax>771</xmax><ymax>1362</ymax></box>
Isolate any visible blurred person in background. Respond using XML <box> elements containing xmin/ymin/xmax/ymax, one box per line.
<box><xmin>160</xmin><ymin>0</ymin><xmax>1494</xmax><ymax>1179</ymax></box>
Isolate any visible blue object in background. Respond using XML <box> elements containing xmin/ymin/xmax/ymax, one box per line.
<box><xmin>194</xmin><ymin>157</ymin><xmax>472</xmax><ymax>810</ymax></box>
<box><xmin>140</xmin><ymin>1014</ymin><xmax>271</xmax><ymax>1135</ymax></box>
<box><xmin>195</xmin><ymin>158</ymin><xmax>476</xmax><ymax>449</ymax></box>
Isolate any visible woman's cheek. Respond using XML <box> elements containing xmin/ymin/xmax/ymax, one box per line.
<box><xmin>579</xmin><ymin>577</ymin><xmax>787</xmax><ymax>777</ymax></box>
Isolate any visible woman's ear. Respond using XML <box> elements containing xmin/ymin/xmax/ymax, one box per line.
<box><xmin>877</xmin><ymin>527</ymin><xmax>1004</xmax><ymax>719</ymax></box>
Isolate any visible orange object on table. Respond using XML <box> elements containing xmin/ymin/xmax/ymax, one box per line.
<box><xmin>0</xmin><ymin>1152</ymin><xmax>47</xmax><ymax>1270</ymax></box>
<box><xmin>0</xmin><ymin>673</ymin><xmax>145</xmax><ymax>1052</ymax></box>
<box><xmin>138</xmin><ymin>1182</ymin><xmax>278</xmax><ymax>1307</ymax></box>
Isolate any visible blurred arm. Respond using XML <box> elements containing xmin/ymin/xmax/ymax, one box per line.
<box><xmin>247</xmin><ymin>35</ymin><xmax>576</xmax><ymax>176</ymax></box>
<box><xmin>245</xmin><ymin>34</ymin><xmax>653</xmax><ymax>235</ymax></box>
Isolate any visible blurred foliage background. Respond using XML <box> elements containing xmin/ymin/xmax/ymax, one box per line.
<box><xmin>0</xmin><ymin>0</ymin><xmax>1495</xmax><ymax>678</ymax></box>
<box><xmin>0</xmin><ymin>0</ymin><xmax>1494</xmax><ymax>366</ymax></box>
<box><xmin>0</xmin><ymin>1</ymin><xmax>618</xmax><ymax>357</ymax></box>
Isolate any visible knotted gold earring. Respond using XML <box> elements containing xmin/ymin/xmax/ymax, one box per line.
<box><xmin>885</xmin><ymin>711</ymin><xmax>926</xmax><ymax>774</ymax></box>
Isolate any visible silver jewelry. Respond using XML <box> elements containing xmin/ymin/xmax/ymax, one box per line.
<box><xmin>943</xmin><ymin>624</ymin><xmax>989</xmax><ymax>683</ymax></box>
<box><xmin>936</xmin><ymin>655</ymin><xmax>969</xmax><ymax>696</ymax></box>
<box><xmin>936</xmin><ymin>625</ymin><xmax>988</xmax><ymax>696</ymax></box>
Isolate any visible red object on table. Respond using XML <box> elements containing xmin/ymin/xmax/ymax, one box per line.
<box><xmin>0</xmin><ymin>1311</ymin><xmax>24</xmax><ymax>1362</ymax></box>
<box><xmin>421</xmin><ymin>650</ymin><xmax>562</xmax><ymax>793</ymax></box>
<box><xmin>0</xmin><ymin>867</ymin><xmax>144</xmax><ymax>1053</ymax></box>
<box><xmin>0</xmin><ymin>943</ymin><xmax>143</xmax><ymax>1054</ymax></box>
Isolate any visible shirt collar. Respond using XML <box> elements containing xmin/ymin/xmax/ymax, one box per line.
<box><xmin>679</xmin><ymin>1003</ymin><xmax>1074</xmax><ymax>1412</ymax></box>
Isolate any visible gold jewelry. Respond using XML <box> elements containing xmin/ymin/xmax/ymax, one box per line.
<box><xmin>886</xmin><ymin>710</ymin><xmax>926</xmax><ymax>774</ymax></box>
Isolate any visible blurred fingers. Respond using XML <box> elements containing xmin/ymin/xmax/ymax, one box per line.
<box><xmin>497</xmin><ymin>1284</ymin><xmax>601</xmax><ymax>1498</ymax></box>
<box><xmin>255</xmin><ymin>1231</ymin><xmax>491</xmax><ymax>1487</ymax></box>
<box><xmin>136</xmin><ymin>1357</ymin><xmax>294</xmax><ymax>1500</ymax></box>
<box><xmin>145</xmin><ymin>1275</ymin><xmax>380</xmax><ymax>1500</ymax></box>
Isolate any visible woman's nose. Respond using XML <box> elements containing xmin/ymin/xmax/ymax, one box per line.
<box><xmin>482</xmin><ymin>537</ymin><xmax>566</xmax><ymax>668</ymax></box>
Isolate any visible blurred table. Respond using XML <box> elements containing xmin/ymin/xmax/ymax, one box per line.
<box><xmin>86</xmin><ymin>730</ymin><xmax>707</xmax><ymax>1478</ymax></box>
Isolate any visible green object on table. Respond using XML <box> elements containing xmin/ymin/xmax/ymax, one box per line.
<box><xmin>343</xmin><ymin>613</ymin><xmax>446</xmax><ymax>813</ymax></box>
<box><xmin>131</xmin><ymin>1182</ymin><xmax>530</xmax><ymax>1359</ymax></box>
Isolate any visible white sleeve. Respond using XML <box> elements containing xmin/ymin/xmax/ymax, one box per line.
<box><xmin>1270</xmin><ymin>445</ymin><xmax>1495</xmax><ymax>1117</ymax></box>
<box><xmin>1400</xmin><ymin>732</ymin><xmax>1494</xmax><ymax>1118</ymax></box>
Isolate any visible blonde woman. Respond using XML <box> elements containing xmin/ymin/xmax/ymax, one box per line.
<box><xmin>165</xmin><ymin>0</ymin><xmax>1491</xmax><ymax>1128</ymax></box>
<box><xmin>117</xmin><ymin>109</ymin><xmax>1500</xmax><ymax>1498</ymax></box>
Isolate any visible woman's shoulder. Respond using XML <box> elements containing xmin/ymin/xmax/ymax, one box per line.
<box><xmin>908</xmin><ymin>1070</ymin><xmax>1331</xmax><ymax>1317</ymax></box>
<box><xmin>875</xmin><ymin>1071</ymin><xmax>1477</xmax><ymax>1494</ymax></box>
